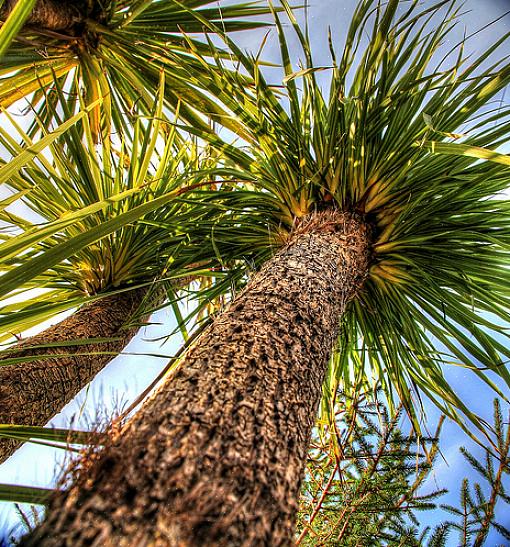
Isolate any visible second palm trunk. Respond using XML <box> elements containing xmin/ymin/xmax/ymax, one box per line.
<box><xmin>24</xmin><ymin>210</ymin><xmax>372</xmax><ymax>546</ymax></box>
<box><xmin>0</xmin><ymin>288</ymin><xmax>147</xmax><ymax>463</ymax></box>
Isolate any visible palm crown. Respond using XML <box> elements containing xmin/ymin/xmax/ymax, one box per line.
<box><xmin>0</xmin><ymin>77</ymin><xmax>228</xmax><ymax>343</ymax></box>
<box><xmin>170</xmin><ymin>0</ymin><xmax>510</xmax><ymax>439</ymax></box>
<box><xmin>0</xmin><ymin>0</ymin><xmax>271</xmax><ymax>141</ymax></box>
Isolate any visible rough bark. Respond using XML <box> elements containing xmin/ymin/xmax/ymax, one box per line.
<box><xmin>0</xmin><ymin>0</ymin><xmax>87</xmax><ymax>32</ymax></box>
<box><xmin>0</xmin><ymin>288</ymin><xmax>146</xmax><ymax>463</ymax></box>
<box><xmin>23</xmin><ymin>210</ymin><xmax>372</xmax><ymax>547</ymax></box>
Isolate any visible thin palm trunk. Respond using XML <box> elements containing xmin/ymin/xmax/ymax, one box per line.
<box><xmin>0</xmin><ymin>288</ymin><xmax>146</xmax><ymax>463</ymax></box>
<box><xmin>23</xmin><ymin>210</ymin><xmax>372</xmax><ymax>546</ymax></box>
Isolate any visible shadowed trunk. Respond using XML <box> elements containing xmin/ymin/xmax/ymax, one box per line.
<box><xmin>0</xmin><ymin>288</ymin><xmax>147</xmax><ymax>463</ymax></box>
<box><xmin>0</xmin><ymin>0</ymin><xmax>88</xmax><ymax>32</ymax></box>
<box><xmin>23</xmin><ymin>210</ymin><xmax>372</xmax><ymax>546</ymax></box>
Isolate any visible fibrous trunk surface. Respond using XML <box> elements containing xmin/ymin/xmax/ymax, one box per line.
<box><xmin>0</xmin><ymin>0</ymin><xmax>86</xmax><ymax>32</ymax></box>
<box><xmin>0</xmin><ymin>288</ymin><xmax>146</xmax><ymax>463</ymax></box>
<box><xmin>24</xmin><ymin>210</ymin><xmax>372</xmax><ymax>547</ymax></box>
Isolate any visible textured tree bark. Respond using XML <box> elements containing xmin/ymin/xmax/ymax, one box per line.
<box><xmin>22</xmin><ymin>210</ymin><xmax>372</xmax><ymax>547</ymax></box>
<box><xmin>0</xmin><ymin>288</ymin><xmax>146</xmax><ymax>463</ymax></box>
<box><xmin>0</xmin><ymin>0</ymin><xmax>87</xmax><ymax>32</ymax></box>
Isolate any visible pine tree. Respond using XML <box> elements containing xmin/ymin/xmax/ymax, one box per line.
<box><xmin>296</xmin><ymin>383</ymin><xmax>445</xmax><ymax>546</ymax></box>
<box><xmin>296</xmin><ymin>394</ymin><xmax>510</xmax><ymax>547</ymax></box>
<box><xmin>436</xmin><ymin>400</ymin><xmax>510</xmax><ymax>547</ymax></box>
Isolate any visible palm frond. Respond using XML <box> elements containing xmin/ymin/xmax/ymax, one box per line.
<box><xmin>0</xmin><ymin>0</ymin><xmax>37</xmax><ymax>58</ymax></box>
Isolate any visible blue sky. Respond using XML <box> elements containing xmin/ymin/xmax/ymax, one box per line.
<box><xmin>1</xmin><ymin>0</ymin><xmax>510</xmax><ymax>544</ymax></box>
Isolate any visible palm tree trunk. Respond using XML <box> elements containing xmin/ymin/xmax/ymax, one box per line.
<box><xmin>23</xmin><ymin>210</ymin><xmax>372</xmax><ymax>547</ymax></box>
<box><xmin>0</xmin><ymin>0</ymin><xmax>87</xmax><ymax>32</ymax></box>
<box><xmin>0</xmin><ymin>288</ymin><xmax>146</xmax><ymax>463</ymax></box>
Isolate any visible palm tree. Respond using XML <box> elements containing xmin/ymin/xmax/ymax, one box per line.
<box><xmin>0</xmin><ymin>0</ymin><xmax>275</xmax><ymax>463</ymax></box>
<box><xmin>20</xmin><ymin>0</ymin><xmax>510</xmax><ymax>544</ymax></box>
<box><xmin>0</xmin><ymin>0</ymin><xmax>270</xmax><ymax>141</ymax></box>
<box><xmin>0</xmin><ymin>84</ymin><xmax>226</xmax><ymax>463</ymax></box>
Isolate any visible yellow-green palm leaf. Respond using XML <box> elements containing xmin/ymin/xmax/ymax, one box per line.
<box><xmin>0</xmin><ymin>76</ymin><xmax>226</xmax><ymax>343</ymax></box>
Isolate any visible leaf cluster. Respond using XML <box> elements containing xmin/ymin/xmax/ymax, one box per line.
<box><xmin>0</xmin><ymin>0</ymin><xmax>271</xmax><ymax>140</ymax></box>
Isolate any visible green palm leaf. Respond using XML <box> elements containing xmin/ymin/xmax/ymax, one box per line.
<box><xmin>0</xmin><ymin>0</ymin><xmax>37</xmax><ymax>58</ymax></box>
<box><xmin>0</xmin><ymin>484</ymin><xmax>52</xmax><ymax>505</ymax></box>
<box><xmin>0</xmin><ymin>424</ymin><xmax>101</xmax><ymax>445</ymax></box>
